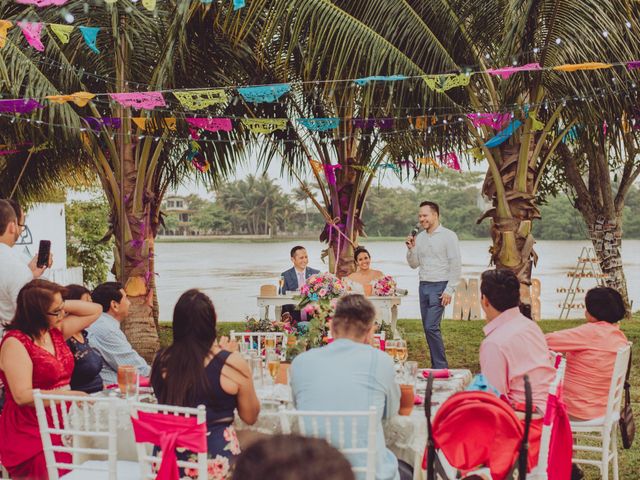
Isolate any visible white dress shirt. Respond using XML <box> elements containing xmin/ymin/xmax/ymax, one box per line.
<box><xmin>0</xmin><ymin>243</ymin><xmax>33</xmax><ymax>334</ymax></box>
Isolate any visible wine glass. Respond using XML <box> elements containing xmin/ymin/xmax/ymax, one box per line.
<box><xmin>385</xmin><ymin>340</ymin><xmax>397</xmax><ymax>360</ymax></box>
<box><xmin>395</xmin><ymin>339</ymin><xmax>408</xmax><ymax>366</ymax></box>
<box><xmin>264</xmin><ymin>333</ymin><xmax>277</xmax><ymax>352</ymax></box>
<box><xmin>266</xmin><ymin>351</ymin><xmax>280</xmax><ymax>384</ymax></box>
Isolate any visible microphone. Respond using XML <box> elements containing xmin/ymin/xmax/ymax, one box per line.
<box><xmin>410</xmin><ymin>224</ymin><xmax>421</xmax><ymax>237</ymax></box>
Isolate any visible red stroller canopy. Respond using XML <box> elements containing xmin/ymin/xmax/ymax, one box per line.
<box><xmin>431</xmin><ymin>391</ymin><xmax>525</xmax><ymax>480</ymax></box>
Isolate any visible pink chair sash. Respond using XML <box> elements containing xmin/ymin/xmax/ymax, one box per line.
<box><xmin>131</xmin><ymin>411</ymin><xmax>207</xmax><ymax>480</ymax></box>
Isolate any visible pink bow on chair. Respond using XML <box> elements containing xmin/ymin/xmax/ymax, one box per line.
<box><xmin>131</xmin><ymin>411</ymin><xmax>207</xmax><ymax>480</ymax></box>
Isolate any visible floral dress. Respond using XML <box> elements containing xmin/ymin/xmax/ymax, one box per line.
<box><xmin>153</xmin><ymin>350</ymin><xmax>241</xmax><ymax>480</ymax></box>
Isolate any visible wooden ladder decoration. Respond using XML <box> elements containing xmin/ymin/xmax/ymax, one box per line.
<box><xmin>558</xmin><ymin>246</ymin><xmax>606</xmax><ymax>320</ymax></box>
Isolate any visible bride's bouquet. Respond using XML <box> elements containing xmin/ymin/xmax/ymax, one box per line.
<box><xmin>373</xmin><ymin>275</ymin><xmax>397</xmax><ymax>296</ymax></box>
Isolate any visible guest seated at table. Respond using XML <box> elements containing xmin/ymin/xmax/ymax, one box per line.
<box><xmin>151</xmin><ymin>289</ymin><xmax>260</xmax><ymax>475</ymax></box>
<box><xmin>545</xmin><ymin>286</ymin><xmax>628</xmax><ymax>421</ymax></box>
<box><xmin>232</xmin><ymin>434</ymin><xmax>355</xmax><ymax>480</ymax></box>
<box><xmin>345</xmin><ymin>246</ymin><xmax>385</xmax><ymax>296</ymax></box>
<box><xmin>479</xmin><ymin>269</ymin><xmax>555</xmax><ymax>414</ymax></box>
<box><xmin>280</xmin><ymin>245</ymin><xmax>320</xmax><ymax>324</ymax></box>
<box><xmin>63</xmin><ymin>284</ymin><xmax>104</xmax><ymax>394</ymax></box>
<box><xmin>0</xmin><ymin>279</ymin><xmax>102</xmax><ymax>479</ymax></box>
<box><xmin>87</xmin><ymin>282</ymin><xmax>150</xmax><ymax>386</ymax></box>
<box><xmin>290</xmin><ymin>294</ymin><xmax>406</xmax><ymax>480</ymax></box>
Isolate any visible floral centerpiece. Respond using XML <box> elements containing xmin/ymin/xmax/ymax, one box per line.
<box><xmin>244</xmin><ymin>316</ymin><xmax>295</xmax><ymax>335</ymax></box>
<box><xmin>286</xmin><ymin>272</ymin><xmax>347</xmax><ymax>357</ymax></box>
<box><xmin>373</xmin><ymin>275</ymin><xmax>397</xmax><ymax>296</ymax></box>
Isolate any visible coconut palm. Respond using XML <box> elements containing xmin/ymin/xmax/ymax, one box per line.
<box><xmin>227</xmin><ymin>0</ymin><xmax>640</xmax><ymax>294</ymax></box>
<box><xmin>0</xmin><ymin>1</ymin><xmax>253</xmax><ymax>360</ymax></box>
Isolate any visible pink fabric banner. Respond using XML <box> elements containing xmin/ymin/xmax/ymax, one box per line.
<box><xmin>109</xmin><ymin>92</ymin><xmax>166</xmax><ymax>110</ymax></box>
<box><xmin>17</xmin><ymin>22</ymin><xmax>44</xmax><ymax>51</ymax></box>
<box><xmin>467</xmin><ymin>112</ymin><xmax>511</xmax><ymax>130</ymax></box>
<box><xmin>185</xmin><ymin>117</ymin><xmax>233</xmax><ymax>132</ymax></box>
<box><xmin>486</xmin><ymin>62</ymin><xmax>541</xmax><ymax>79</ymax></box>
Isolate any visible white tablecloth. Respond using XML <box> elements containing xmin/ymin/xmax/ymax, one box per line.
<box><xmin>76</xmin><ymin>370</ymin><xmax>472</xmax><ymax>480</ymax></box>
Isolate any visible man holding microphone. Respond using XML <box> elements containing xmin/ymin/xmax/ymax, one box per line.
<box><xmin>406</xmin><ymin>201</ymin><xmax>461</xmax><ymax>368</ymax></box>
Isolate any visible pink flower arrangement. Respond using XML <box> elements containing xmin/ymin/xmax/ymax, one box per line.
<box><xmin>373</xmin><ymin>275</ymin><xmax>397</xmax><ymax>296</ymax></box>
<box><xmin>299</xmin><ymin>272</ymin><xmax>347</xmax><ymax>302</ymax></box>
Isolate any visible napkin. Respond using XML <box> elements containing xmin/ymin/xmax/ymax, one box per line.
<box><xmin>414</xmin><ymin>394</ymin><xmax>424</xmax><ymax>405</ymax></box>
<box><xmin>421</xmin><ymin>369</ymin><xmax>450</xmax><ymax>379</ymax></box>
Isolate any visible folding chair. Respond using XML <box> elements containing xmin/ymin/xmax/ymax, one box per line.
<box><xmin>33</xmin><ymin>390</ymin><xmax>138</xmax><ymax>480</ymax></box>
<box><xmin>570</xmin><ymin>343</ymin><xmax>632</xmax><ymax>480</ymax></box>
<box><xmin>279</xmin><ymin>406</ymin><xmax>378</xmax><ymax>480</ymax></box>
<box><xmin>424</xmin><ymin>375</ymin><xmax>534</xmax><ymax>480</ymax></box>
<box><xmin>528</xmin><ymin>357</ymin><xmax>570</xmax><ymax>479</ymax></box>
<box><xmin>130</xmin><ymin>401</ymin><xmax>208</xmax><ymax>480</ymax></box>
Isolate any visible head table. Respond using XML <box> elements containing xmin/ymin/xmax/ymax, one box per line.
<box><xmin>75</xmin><ymin>368</ymin><xmax>471</xmax><ymax>480</ymax></box>
<box><xmin>257</xmin><ymin>293</ymin><xmax>402</xmax><ymax>336</ymax></box>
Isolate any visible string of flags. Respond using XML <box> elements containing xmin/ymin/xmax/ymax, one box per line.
<box><xmin>13</xmin><ymin>0</ymin><xmax>245</xmax><ymax>11</ymax></box>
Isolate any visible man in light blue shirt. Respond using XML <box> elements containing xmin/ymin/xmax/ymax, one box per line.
<box><xmin>87</xmin><ymin>282</ymin><xmax>150</xmax><ymax>385</ymax></box>
<box><xmin>290</xmin><ymin>295</ymin><xmax>402</xmax><ymax>480</ymax></box>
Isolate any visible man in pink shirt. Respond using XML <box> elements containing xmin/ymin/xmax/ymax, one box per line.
<box><xmin>479</xmin><ymin>269</ymin><xmax>555</xmax><ymax>413</ymax></box>
<box><xmin>545</xmin><ymin>287</ymin><xmax>628</xmax><ymax>421</ymax></box>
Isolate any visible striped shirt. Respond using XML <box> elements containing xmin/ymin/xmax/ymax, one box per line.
<box><xmin>86</xmin><ymin>312</ymin><xmax>150</xmax><ymax>385</ymax></box>
<box><xmin>406</xmin><ymin>225</ymin><xmax>461</xmax><ymax>295</ymax></box>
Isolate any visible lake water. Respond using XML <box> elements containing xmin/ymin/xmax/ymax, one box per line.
<box><xmin>154</xmin><ymin>239</ymin><xmax>640</xmax><ymax>322</ymax></box>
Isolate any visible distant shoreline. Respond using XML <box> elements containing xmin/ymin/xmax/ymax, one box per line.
<box><xmin>155</xmin><ymin>234</ymin><xmax>488</xmax><ymax>243</ymax></box>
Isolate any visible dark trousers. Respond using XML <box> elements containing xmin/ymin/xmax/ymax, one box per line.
<box><xmin>419</xmin><ymin>281</ymin><xmax>449</xmax><ymax>368</ymax></box>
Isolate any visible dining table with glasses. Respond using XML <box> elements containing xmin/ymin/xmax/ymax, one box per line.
<box><xmin>73</xmin><ymin>354</ymin><xmax>471</xmax><ymax>480</ymax></box>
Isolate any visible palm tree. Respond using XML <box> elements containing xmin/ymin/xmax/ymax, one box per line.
<box><xmin>549</xmin><ymin>124</ymin><xmax>640</xmax><ymax>315</ymax></box>
<box><xmin>229</xmin><ymin>0</ymin><xmax>639</xmax><ymax>293</ymax></box>
<box><xmin>0</xmin><ymin>1</ymin><xmax>252</xmax><ymax>359</ymax></box>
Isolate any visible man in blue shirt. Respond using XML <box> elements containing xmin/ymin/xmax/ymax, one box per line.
<box><xmin>87</xmin><ymin>282</ymin><xmax>150</xmax><ymax>385</ymax></box>
<box><xmin>290</xmin><ymin>295</ymin><xmax>402</xmax><ymax>480</ymax></box>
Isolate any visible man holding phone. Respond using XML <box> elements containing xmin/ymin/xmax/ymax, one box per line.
<box><xmin>406</xmin><ymin>201</ymin><xmax>461</xmax><ymax>369</ymax></box>
<box><xmin>0</xmin><ymin>200</ymin><xmax>52</xmax><ymax>332</ymax></box>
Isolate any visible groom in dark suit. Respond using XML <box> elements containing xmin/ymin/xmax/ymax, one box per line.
<box><xmin>280</xmin><ymin>245</ymin><xmax>320</xmax><ymax>323</ymax></box>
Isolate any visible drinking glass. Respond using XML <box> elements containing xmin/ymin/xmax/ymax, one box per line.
<box><xmin>278</xmin><ymin>276</ymin><xmax>285</xmax><ymax>295</ymax></box>
<box><xmin>264</xmin><ymin>333</ymin><xmax>277</xmax><ymax>351</ymax></box>
<box><xmin>266</xmin><ymin>351</ymin><xmax>281</xmax><ymax>384</ymax></box>
<box><xmin>405</xmin><ymin>360</ymin><xmax>419</xmax><ymax>384</ymax></box>
<box><xmin>395</xmin><ymin>339</ymin><xmax>408</xmax><ymax>365</ymax></box>
<box><xmin>117</xmin><ymin>365</ymin><xmax>137</xmax><ymax>397</ymax></box>
<box><xmin>385</xmin><ymin>340</ymin><xmax>397</xmax><ymax>360</ymax></box>
<box><xmin>371</xmin><ymin>335</ymin><xmax>382</xmax><ymax>350</ymax></box>
<box><xmin>249</xmin><ymin>354</ymin><xmax>264</xmax><ymax>387</ymax></box>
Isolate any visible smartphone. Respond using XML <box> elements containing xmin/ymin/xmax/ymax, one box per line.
<box><xmin>36</xmin><ymin>240</ymin><xmax>51</xmax><ymax>268</ymax></box>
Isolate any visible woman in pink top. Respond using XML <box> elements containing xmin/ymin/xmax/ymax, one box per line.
<box><xmin>545</xmin><ymin>287</ymin><xmax>628</xmax><ymax>421</ymax></box>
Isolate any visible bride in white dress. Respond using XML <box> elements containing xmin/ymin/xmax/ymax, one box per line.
<box><xmin>344</xmin><ymin>246</ymin><xmax>385</xmax><ymax>296</ymax></box>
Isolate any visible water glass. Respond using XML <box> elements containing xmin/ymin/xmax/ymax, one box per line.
<box><xmin>117</xmin><ymin>365</ymin><xmax>137</xmax><ymax>398</ymax></box>
<box><xmin>405</xmin><ymin>360</ymin><xmax>419</xmax><ymax>384</ymax></box>
<box><xmin>249</xmin><ymin>355</ymin><xmax>264</xmax><ymax>387</ymax></box>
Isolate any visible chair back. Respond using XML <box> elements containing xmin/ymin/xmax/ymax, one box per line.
<box><xmin>535</xmin><ymin>357</ymin><xmax>567</xmax><ymax>475</ymax></box>
<box><xmin>230</xmin><ymin>330</ymin><xmax>287</xmax><ymax>360</ymax></box>
<box><xmin>33</xmin><ymin>390</ymin><xmax>118</xmax><ymax>480</ymax></box>
<box><xmin>130</xmin><ymin>401</ymin><xmax>208</xmax><ymax>480</ymax></box>
<box><xmin>260</xmin><ymin>284</ymin><xmax>277</xmax><ymax>296</ymax></box>
<box><xmin>278</xmin><ymin>406</ymin><xmax>378</xmax><ymax>480</ymax></box>
<box><xmin>603</xmin><ymin>343</ymin><xmax>632</xmax><ymax>424</ymax></box>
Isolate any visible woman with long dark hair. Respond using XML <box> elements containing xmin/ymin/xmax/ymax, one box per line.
<box><xmin>151</xmin><ymin>289</ymin><xmax>259</xmax><ymax>479</ymax></box>
<box><xmin>0</xmin><ymin>279</ymin><xmax>102</xmax><ymax>479</ymax></box>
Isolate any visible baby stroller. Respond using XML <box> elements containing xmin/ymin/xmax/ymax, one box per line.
<box><xmin>424</xmin><ymin>375</ymin><xmax>533</xmax><ymax>480</ymax></box>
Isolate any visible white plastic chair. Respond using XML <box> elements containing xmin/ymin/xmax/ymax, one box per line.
<box><xmin>230</xmin><ymin>330</ymin><xmax>287</xmax><ymax>360</ymax></box>
<box><xmin>278</xmin><ymin>406</ymin><xmax>378</xmax><ymax>480</ymax></box>
<box><xmin>570</xmin><ymin>343</ymin><xmax>632</xmax><ymax>480</ymax></box>
<box><xmin>130</xmin><ymin>401</ymin><xmax>208</xmax><ymax>480</ymax></box>
<box><xmin>528</xmin><ymin>357</ymin><xmax>567</xmax><ymax>479</ymax></box>
<box><xmin>33</xmin><ymin>390</ymin><xmax>139</xmax><ymax>480</ymax></box>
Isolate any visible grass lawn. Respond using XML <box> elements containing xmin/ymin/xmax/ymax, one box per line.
<box><xmin>158</xmin><ymin>316</ymin><xmax>640</xmax><ymax>479</ymax></box>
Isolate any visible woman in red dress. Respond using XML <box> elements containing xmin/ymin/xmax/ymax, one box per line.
<box><xmin>0</xmin><ymin>279</ymin><xmax>102</xmax><ymax>479</ymax></box>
